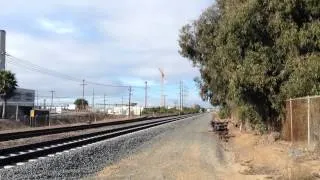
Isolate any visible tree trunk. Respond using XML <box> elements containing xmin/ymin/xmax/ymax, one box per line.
<box><xmin>2</xmin><ymin>99</ymin><xmax>6</xmax><ymax>119</ymax></box>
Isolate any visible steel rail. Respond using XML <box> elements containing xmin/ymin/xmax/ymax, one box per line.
<box><xmin>0</xmin><ymin>114</ymin><xmax>198</xmax><ymax>168</ymax></box>
<box><xmin>0</xmin><ymin>114</ymin><xmax>179</xmax><ymax>142</ymax></box>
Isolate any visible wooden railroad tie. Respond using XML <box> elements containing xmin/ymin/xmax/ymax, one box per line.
<box><xmin>211</xmin><ymin>121</ymin><xmax>229</xmax><ymax>142</ymax></box>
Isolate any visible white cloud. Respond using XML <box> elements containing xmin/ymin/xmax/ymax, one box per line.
<box><xmin>37</xmin><ymin>18</ymin><xmax>75</xmax><ymax>34</ymax></box>
<box><xmin>1</xmin><ymin>0</ymin><xmax>212</xmax><ymax>107</ymax></box>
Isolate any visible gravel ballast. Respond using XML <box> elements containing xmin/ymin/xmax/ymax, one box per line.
<box><xmin>0</xmin><ymin>116</ymin><xmax>179</xmax><ymax>150</ymax></box>
<box><xmin>0</xmin><ymin>115</ymin><xmax>201</xmax><ymax>179</ymax></box>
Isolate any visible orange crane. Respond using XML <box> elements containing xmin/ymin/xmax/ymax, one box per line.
<box><xmin>158</xmin><ymin>68</ymin><xmax>165</xmax><ymax>107</ymax></box>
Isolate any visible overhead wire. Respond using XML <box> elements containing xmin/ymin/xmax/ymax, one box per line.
<box><xmin>6</xmin><ymin>53</ymin><xmax>144</xmax><ymax>89</ymax></box>
<box><xmin>6</xmin><ymin>53</ymin><xmax>184</xmax><ymax>106</ymax></box>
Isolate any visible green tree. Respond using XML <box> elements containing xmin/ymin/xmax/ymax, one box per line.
<box><xmin>0</xmin><ymin>70</ymin><xmax>18</xmax><ymax>119</ymax></box>
<box><xmin>179</xmin><ymin>0</ymin><xmax>320</xmax><ymax>130</ymax></box>
<box><xmin>74</xmin><ymin>98</ymin><xmax>88</xmax><ymax>110</ymax></box>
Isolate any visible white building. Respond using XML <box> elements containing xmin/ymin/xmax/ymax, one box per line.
<box><xmin>99</xmin><ymin>106</ymin><xmax>143</xmax><ymax>116</ymax></box>
<box><xmin>67</xmin><ymin>104</ymin><xmax>76</xmax><ymax>111</ymax></box>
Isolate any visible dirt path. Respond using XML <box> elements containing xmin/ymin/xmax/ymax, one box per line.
<box><xmin>95</xmin><ymin>114</ymin><xmax>230</xmax><ymax>179</ymax></box>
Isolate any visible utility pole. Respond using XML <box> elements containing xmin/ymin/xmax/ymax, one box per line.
<box><xmin>92</xmin><ymin>88</ymin><xmax>95</xmax><ymax>111</ymax></box>
<box><xmin>121</xmin><ymin>96</ymin><xmax>124</xmax><ymax>115</ymax></box>
<box><xmin>183</xmin><ymin>86</ymin><xmax>188</xmax><ymax>108</ymax></box>
<box><xmin>181</xmin><ymin>81</ymin><xmax>184</xmax><ymax>111</ymax></box>
<box><xmin>36</xmin><ymin>90</ymin><xmax>39</xmax><ymax>108</ymax></box>
<box><xmin>0</xmin><ymin>30</ymin><xmax>6</xmax><ymax>70</ymax></box>
<box><xmin>128</xmin><ymin>86</ymin><xmax>132</xmax><ymax>117</ymax></box>
<box><xmin>50</xmin><ymin>90</ymin><xmax>55</xmax><ymax>111</ymax></box>
<box><xmin>104</xmin><ymin>94</ymin><xmax>106</xmax><ymax>113</ymax></box>
<box><xmin>80</xmin><ymin>79</ymin><xmax>87</xmax><ymax>109</ymax></box>
<box><xmin>182</xmin><ymin>81</ymin><xmax>184</xmax><ymax>111</ymax></box>
<box><xmin>179</xmin><ymin>81</ymin><xmax>182</xmax><ymax>111</ymax></box>
<box><xmin>44</xmin><ymin>99</ymin><xmax>47</xmax><ymax>110</ymax></box>
<box><xmin>145</xmin><ymin>81</ymin><xmax>148</xmax><ymax>108</ymax></box>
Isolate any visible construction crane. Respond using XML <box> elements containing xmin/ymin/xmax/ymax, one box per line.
<box><xmin>158</xmin><ymin>68</ymin><xmax>165</xmax><ymax>107</ymax></box>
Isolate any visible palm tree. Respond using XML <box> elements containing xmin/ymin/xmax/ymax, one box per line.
<box><xmin>0</xmin><ymin>70</ymin><xmax>18</xmax><ymax>119</ymax></box>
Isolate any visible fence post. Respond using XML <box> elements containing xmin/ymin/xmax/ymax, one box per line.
<box><xmin>308</xmin><ymin>96</ymin><xmax>311</xmax><ymax>146</ymax></box>
<box><xmin>15</xmin><ymin>104</ymin><xmax>19</xmax><ymax>121</ymax></box>
<box><xmin>290</xmin><ymin>98</ymin><xmax>293</xmax><ymax>143</ymax></box>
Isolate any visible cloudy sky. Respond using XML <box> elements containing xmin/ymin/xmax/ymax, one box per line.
<box><xmin>1</xmin><ymin>0</ymin><xmax>212</xmax><ymax>107</ymax></box>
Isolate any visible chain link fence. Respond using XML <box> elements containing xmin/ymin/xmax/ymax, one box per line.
<box><xmin>282</xmin><ymin>96</ymin><xmax>320</xmax><ymax>146</ymax></box>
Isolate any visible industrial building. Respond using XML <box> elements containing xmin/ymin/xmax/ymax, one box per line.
<box><xmin>0</xmin><ymin>30</ymin><xmax>35</xmax><ymax>120</ymax></box>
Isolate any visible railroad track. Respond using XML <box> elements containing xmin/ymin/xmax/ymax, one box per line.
<box><xmin>0</xmin><ymin>114</ymin><xmax>198</xmax><ymax>169</ymax></box>
<box><xmin>0</xmin><ymin>114</ymin><xmax>179</xmax><ymax>142</ymax></box>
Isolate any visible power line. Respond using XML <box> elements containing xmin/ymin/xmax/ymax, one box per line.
<box><xmin>6</xmin><ymin>54</ymin><xmax>81</xmax><ymax>82</ymax></box>
<box><xmin>6</xmin><ymin>53</ymin><xmax>144</xmax><ymax>89</ymax></box>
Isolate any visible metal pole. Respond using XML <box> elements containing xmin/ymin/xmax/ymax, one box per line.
<box><xmin>92</xmin><ymin>88</ymin><xmax>95</xmax><ymax>111</ymax></box>
<box><xmin>15</xmin><ymin>104</ymin><xmax>19</xmax><ymax>121</ymax></box>
<box><xmin>128</xmin><ymin>86</ymin><xmax>132</xmax><ymax>117</ymax></box>
<box><xmin>81</xmin><ymin>79</ymin><xmax>87</xmax><ymax>110</ymax></box>
<box><xmin>145</xmin><ymin>81</ymin><xmax>148</xmax><ymax>108</ymax></box>
<box><xmin>122</xmin><ymin>96</ymin><xmax>124</xmax><ymax>115</ymax></box>
<box><xmin>36</xmin><ymin>90</ymin><xmax>39</xmax><ymax>108</ymax></box>
<box><xmin>50</xmin><ymin>90</ymin><xmax>55</xmax><ymax>111</ymax></box>
<box><xmin>181</xmin><ymin>81</ymin><xmax>184</xmax><ymax>111</ymax></box>
<box><xmin>44</xmin><ymin>99</ymin><xmax>47</xmax><ymax>110</ymax></box>
<box><xmin>164</xmin><ymin>95</ymin><xmax>167</xmax><ymax>109</ymax></box>
<box><xmin>0</xmin><ymin>30</ymin><xmax>6</xmax><ymax>70</ymax></box>
<box><xmin>290</xmin><ymin>99</ymin><xmax>293</xmax><ymax>143</ymax></box>
<box><xmin>179</xmin><ymin>81</ymin><xmax>182</xmax><ymax>114</ymax></box>
<box><xmin>104</xmin><ymin>94</ymin><xmax>106</xmax><ymax>113</ymax></box>
<box><xmin>82</xmin><ymin>80</ymin><xmax>85</xmax><ymax>100</ymax></box>
<box><xmin>308</xmin><ymin>96</ymin><xmax>311</xmax><ymax>145</ymax></box>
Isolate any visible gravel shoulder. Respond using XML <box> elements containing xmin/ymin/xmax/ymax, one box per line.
<box><xmin>95</xmin><ymin>113</ymin><xmax>229</xmax><ymax>180</ymax></box>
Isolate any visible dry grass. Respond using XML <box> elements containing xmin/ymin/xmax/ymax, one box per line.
<box><xmin>227</xmin><ymin>124</ymin><xmax>320</xmax><ymax>179</ymax></box>
<box><xmin>0</xmin><ymin>119</ymin><xmax>28</xmax><ymax>131</ymax></box>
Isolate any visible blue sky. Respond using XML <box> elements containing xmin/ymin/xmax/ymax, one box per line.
<box><xmin>1</xmin><ymin>0</ymin><xmax>212</xmax><ymax>108</ymax></box>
